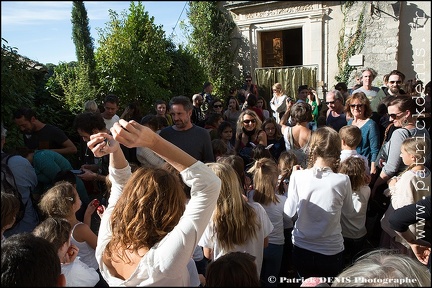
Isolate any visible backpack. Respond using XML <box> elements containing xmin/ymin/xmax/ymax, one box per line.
<box><xmin>1</xmin><ymin>153</ymin><xmax>26</xmax><ymax>226</ymax></box>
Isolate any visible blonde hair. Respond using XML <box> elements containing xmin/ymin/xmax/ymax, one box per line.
<box><xmin>206</xmin><ymin>162</ymin><xmax>260</xmax><ymax>250</ymax></box>
<box><xmin>106</xmin><ymin>167</ymin><xmax>186</xmax><ymax>264</ymax></box>
<box><xmin>307</xmin><ymin>126</ymin><xmax>341</xmax><ymax>172</ymax></box>
<box><xmin>38</xmin><ymin>181</ymin><xmax>77</xmax><ymax>218</ymax></box>
<box><xmin>236</xmin><ymin>110</ymin><xmax>263</xmax><ymax>140</ymax></box>
<box><xmin>247</xmin><ymin>158</ymin><xmax>279</xmax><ymax>205</ymax></box>
<box><xmin>400</xmin><ymin>137</ymin><xmax>429</xmax><ymax>173</ymax></box>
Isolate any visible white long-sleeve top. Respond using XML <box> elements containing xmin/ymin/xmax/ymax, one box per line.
<box><xmin>284</xmin><ymin>168</ymin><xmax>355</xmax><ymax>255</ymax></box>
<box><xmin>340</xmin><ymin>185</ymin><xmax>371</xmax><ymax>239</ymax></box>
<box><xmin>96</xmin><ymin>161</ymin><xmax>221</xmax><ymax>286</ymax></box>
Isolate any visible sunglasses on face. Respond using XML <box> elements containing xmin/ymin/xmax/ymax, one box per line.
<box><xmin>243</xmin><ymin>119</ymin><xmax>256</xmax><ymax>124</ymax></box>
<box><xmin>389</xmin><ymin>81</ymin><xmax>402</xmax><ymax>84</ymax></box>
<box><xmin>213</xmin><ymin>104</ymin><xmax>223</xmax><ymax>108</ymax></box>
<box><xmin>350</xmin><ymin>104</ymin><xmax>363</xmax><ymax>108</ymax></box>
<box><xmin>388</xmin><ymin>112</ymin><xmax>404</xmax><ymax>119</ymax></box>
<box><xmin>246</xmin><ymin>79</ymin><xmax>252</xmax><ymax>82</ymax></box>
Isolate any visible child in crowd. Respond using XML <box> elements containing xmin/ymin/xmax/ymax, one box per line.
<box><xmin>1</xmin><ymin>192</ymin><xmax>20</xmax><ymax>241</ymax></box>
<box><xmin>217</xmin><ymin>121</ymin><xmax>235</xmax><ymax>155</ymax></box>
<box><xmin>33</xmin><ymin>217</ymin><xmax>100</xmax><ymax>287</ymax></box>
<box><xmin>276</xmin><ymin>150</ymin><xmax>298</xmax><ymax>278</ymax></box>
<box><xmin>1</xmin><ymin>233</ymin><xmax>66</xmax><ymax>287</ymax></box>
<box><xmin>277</xmin><ymin>150</ymin><xmax>299</xmax><ymax>196</ymax></box>
<box><xmin>284</xmin><ymin>126</ymin><xmax>355</xmax><ymax>278</ymax></box>
<box><xmin>205</xmin><ymin>252</ymin><xmax>261</xmax><ymax>287</ymax></box>
<box><xmin>38</xmin><ymin>181</ymin><xmax>101</xmax><ymax>281</ymax></box>
<box><xmin>339</xmin><ymin>125</ymin><xmax>371</xmax><ymax>178</ymax></box>
<box><xmin>262</xmin><ymin>117</ymin><xmax>285</xmax><ymax>162</ymax></box>
<box><xmin>338</xmin><ymin>156</ymin><xmax>371</xmax><ymax>265</ymax></box>
<box><xmin>380</xmin><ymin>137</ymin><xmax>431</xmax><ymax>257</ymax></box>
<box><xmin>247</xmin><ymin>158</ymin><xmax>290</xmax><ymax>286</ymax></box>
<box><xmin>199</xmin><ymin>162</ymin><xmax>273</xmax><ymax>280</ymax></box>
<box><xmin>217</xmin><ymin>154</ymin><xmax>252</xmax><ymax>196</ymax></box>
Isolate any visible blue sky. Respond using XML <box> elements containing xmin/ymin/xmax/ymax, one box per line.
<box><xmin>1</xmin><ymin>1</ymin><xmax>189</xmax><ymax>64</ymax></box>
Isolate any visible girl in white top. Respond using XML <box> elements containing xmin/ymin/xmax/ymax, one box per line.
<box><xmin>338</xmin><ymin>156</ymin><xmax>371</xmax><ymax>265</ymax></box>
<box><xmin>284</xmin><ymin>126</ymin><xmax>355</xmax><ymax>279</ymax></box>
<box><xmin>247</xmin><ymin>157</ymin><xmax>291</xmax><ymax>286</ymax></box>
<box><xmin>38</xmin><ymin>181</ymin><xmax>99</xmax><ymax>271</ymax></box>
<box><xmin>380</xmin><ymin>137</ymin><xmax>431</xmax><ymax>256</ymax></box>
<box><xmin>89</xmin><ymin>119</ymin><xmax>221</xmax><ymax>287</ymax></box>
<box><xmin>270</xmin><ymin>83</ymin><xmax>288</xmax><ymax>124</ymax></box>
<box><xmin>198</xmin><ymin>162</ymin><xmax>273</xmax><ymax>279</ymax></box>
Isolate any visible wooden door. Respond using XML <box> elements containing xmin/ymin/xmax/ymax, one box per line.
<box><xmin>261</xmin><ymin>31</ymin><xmax>283</xmax><ymax>68</ymax></box>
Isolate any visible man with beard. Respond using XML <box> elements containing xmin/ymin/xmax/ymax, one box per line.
<box><xmin>371</xmin><ymin>70</ymin><xmax>407</xmax><ymax>144</ymax></box>
<box><xmin>159</xmin><ymin>96</ymin><xmax>214</xmax><ymax>163</ymax></box>
<box><xmin>13</xmin><ymin>107</ymin><xmax>77</xmax><ymax>156</ymax></box>
<box><xmin>371</xmin><ymin>70</ymin><xmax>406</xmax><ymax>112</ymax></box>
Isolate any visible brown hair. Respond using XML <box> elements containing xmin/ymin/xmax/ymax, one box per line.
<box><xmin>33</xmin><ymin>217</ymin><xmax>71</xmax><ymax>252</ymax></box>
<box><xmin>106</xmin><ymin>167</ymin><xmax>186</xmax><ymax>264</ymax></box>
<box><xmin>345</xmin><ymin>92</ymin><xmax>373</xmax><ymax>118</ymax></box>
<box><xmin>1</xmin><ymin>192</ymin><xmax>20</xmax><ymax>230</ymax></box>
<box><xmin>338</xmin><ymin>157</ymin><xmax>368</xmax><ymax>191</ymax></box>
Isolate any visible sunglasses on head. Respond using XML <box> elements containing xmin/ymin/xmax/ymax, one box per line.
<box><xmin>243</xmin><ymin>119</ymin><xmax>256</xmax><ymax>124</ymax></box>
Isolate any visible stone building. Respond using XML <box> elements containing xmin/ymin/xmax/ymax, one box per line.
<box><xmin>221</xmin><ymin>1</ymin><xmax>431</xmax><ymax>100</ymax></box>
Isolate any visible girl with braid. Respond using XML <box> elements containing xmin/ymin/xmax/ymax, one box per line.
<box><xmin>380</xmin><ymin>137</ymin><xmax>431</xmax><ymax>256</ymax></box>
<box><xmin>284</xmin><ymin>126</ymin><xmax>356</xmax><ymax>279</ymax></box>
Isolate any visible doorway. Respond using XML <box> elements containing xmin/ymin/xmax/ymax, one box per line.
<box><xmin>260</xmin><ymin>28</ymin><xmax>302</xmax><ymax>67</ymax></box>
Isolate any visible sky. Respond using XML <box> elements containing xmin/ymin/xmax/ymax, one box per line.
<box><xmin>1</xmin><ymin>1</ymin><xmax>189</xmax><ymax>64</ymax></box>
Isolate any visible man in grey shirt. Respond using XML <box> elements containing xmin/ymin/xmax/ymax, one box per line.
<box><xmin>159</xmin><ymin>96</ymin><xmax>214</xmax><ymax>163</ymax></box>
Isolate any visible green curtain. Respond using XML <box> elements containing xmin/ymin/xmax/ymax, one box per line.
<box><xmin>255</xmin><ymin>65</ymin><xmax>317</xmax><ymax>104</ymax></box>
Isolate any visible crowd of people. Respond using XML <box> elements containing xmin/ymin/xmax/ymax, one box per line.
<box><xmin>1</xmin><ymin>69</ymin><xmax>431</xmax><ymax>287</ymax></box>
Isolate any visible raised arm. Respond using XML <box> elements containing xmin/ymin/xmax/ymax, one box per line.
<box><xmin>110</xmin><ymin>119</ymin><xmax>196</xmax><ymax>171</ymax></box>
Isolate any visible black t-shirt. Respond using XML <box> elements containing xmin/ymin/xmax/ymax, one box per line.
<box><xmin>23</xmin><ymin>124</ymin><xmax>69</xmax><ymax>150</ymax></box>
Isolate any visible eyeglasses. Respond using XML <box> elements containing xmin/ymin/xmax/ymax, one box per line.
<box><xmin>243</xmin><ymin>119</ymin><xmax>256</xmax><ymax>124</ymax></box>
<box><xmin>388</xmin><ymin>112</ymin><xmax>404</xmax><ymax>119</ymax></box>
<box><xmin>326</xmin><ymin>101</ymin><xmax>336</xmax><ymax>105</ymax></box>
<box><xmin>350</xmin><ymin>104</ymin><xmax>363</xmax><ymax>109</ymax></box>
<box><xmin>389</xmin><ymin>81</ymin><xmax>402</xmax><ymax>84</ymax></box>
<box><xmin>213</xmin><ymin>104</ymin><xmax>223</xmax><ymax>108</ymax></box>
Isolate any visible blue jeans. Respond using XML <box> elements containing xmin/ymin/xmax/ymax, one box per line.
<box><xmin>261</xmin><ymin>243</ymin><xmax>284</xmax><ymax>287</ymax></box>
<box><xmin>292</xmin><ymin>245</ymin><xmax>344</xmax><ymax>279</ymax></box>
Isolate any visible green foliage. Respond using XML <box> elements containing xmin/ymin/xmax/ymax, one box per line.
<box><xmin>187</xmin><ymin>2</ymin><xmax>240</xmax><ymax>98</ymax></box>
<box><xmin>166</xmin><ymin>43</ymin><xmax>206</xmax><ymax>98</ymax></box>
<box><xmin>95</xmin><ymin>1</ymin><xmax>172</xmax><ymax>108</ymax></box>
<box><xmin>1</xmin><ymin>39</ymin><xmax>37</xmax><ymax>150</ymax></box>
<box><xmin>335</xmin><ymin>2</ymin><xmax>367</xmax><ymax>83</ymax></box>
<box><xmin>46</xmin><ymin>62</ymin><xmax>101</xmax><ymax>114</ymax></box>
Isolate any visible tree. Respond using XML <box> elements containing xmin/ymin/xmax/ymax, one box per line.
<box><xmin>95</xmin><ymin>1</ymin><xmax>172</xmax><ymax>108</ymax></box>
<box><xmin>71</xmin><ymin>1</ymin><xmax>97</xmax><ymax>87</ymax></box>
<box><xmin>187</xmin><ymin>2</ymin><xmax>240</xmax><ymax>98</ymax></box>
<box><xmin>1</xmin><ymin>39</ymin><xmax>37</xmax><ymax>151</ymax></box>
